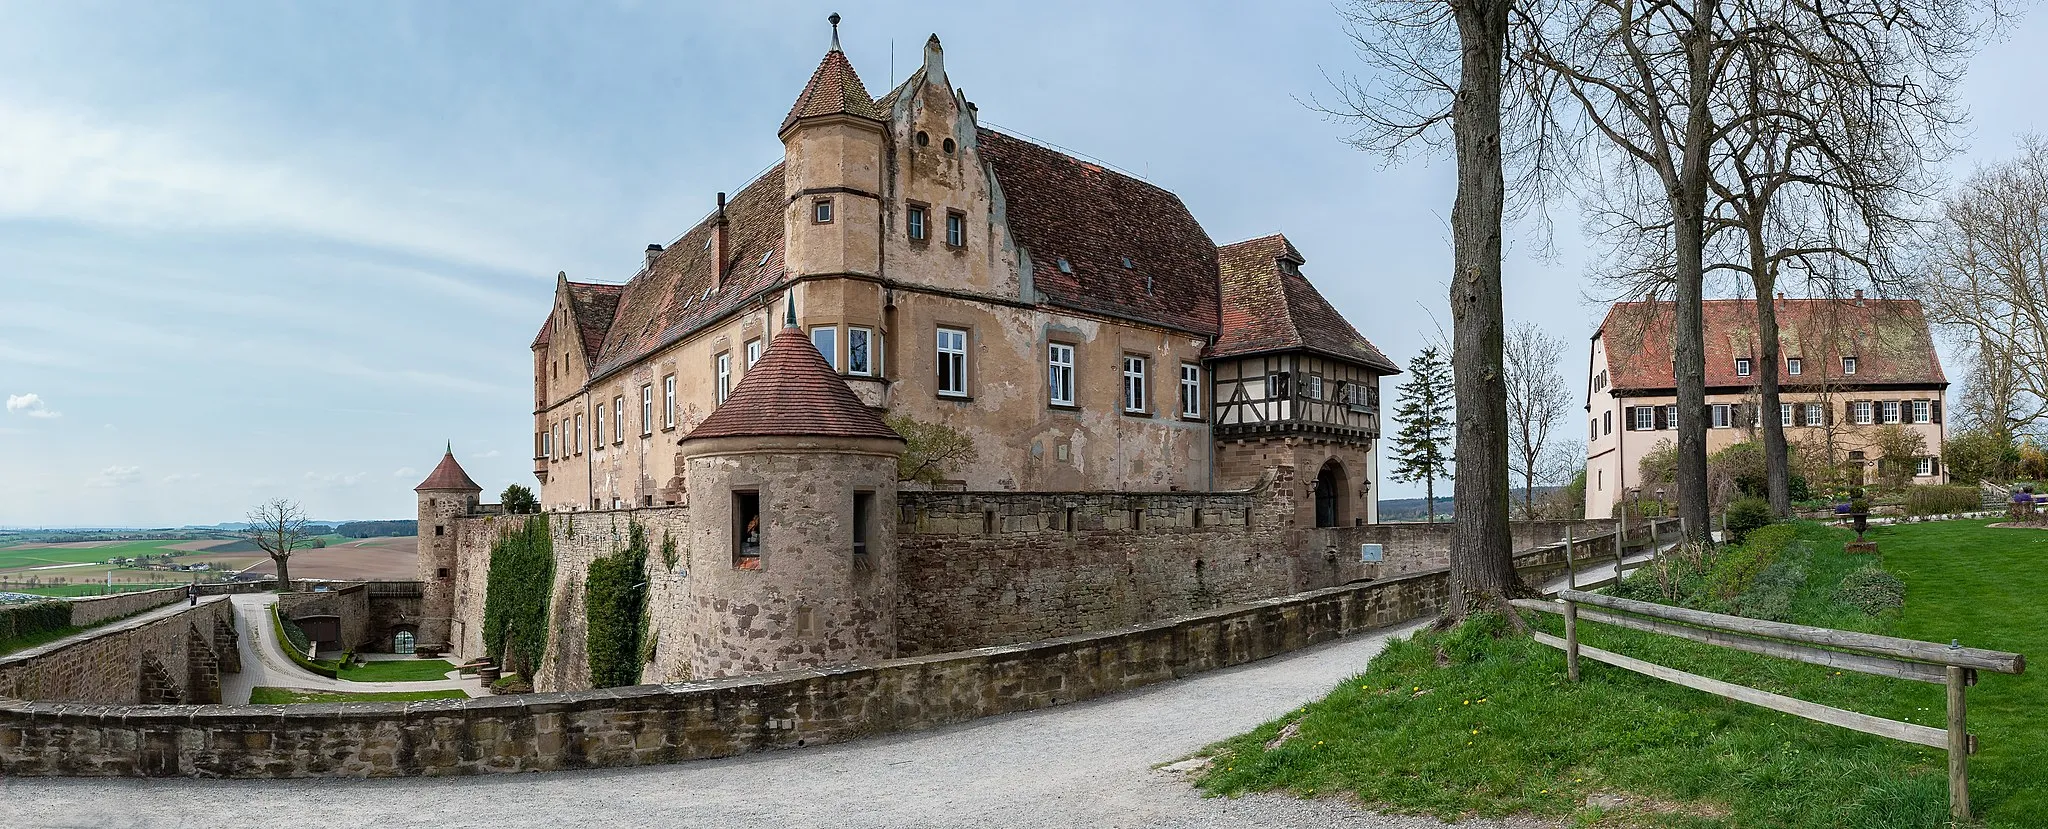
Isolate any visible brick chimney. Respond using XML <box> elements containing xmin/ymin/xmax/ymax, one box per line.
<box><xmin>645</xmin><ymin>243</ymin><xmax>663</xmax><ymax>269</ymax></box>
<box><xmin>713</xmin><ymin>192</ymin><xmax>729</xmax><ymax>287</ymax></box>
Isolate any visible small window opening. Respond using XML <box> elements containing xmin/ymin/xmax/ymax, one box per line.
<box><xmin>435</xmin><ymin>525</ymin><xmax>445</xmax><ymax>537</ymax></box>
<box><xmin>812</xmin><ymin>199</ymin><xmax>833</xmax><ymax>224</ymax></box>
<box><xmin>942</xmin><ymin>137</ymin><xmax>956</xmax><ymax>153</ymax></box>
<box><xmin>983</xmin><ymin>509</ymin><xmax>997</xmax><ymax>535</ymax></box>
<box><xmin>1063</xmin><ymin>507</ymin><xmax>1077</xmax><ymax>532</ymax></box>
<box><xmin>436</xmin><ymin>567</ymin><xmax>449</xmax><ymax>579</ymax></box>
<box><xmin>1122</xmin><ymin>256</ymin><xmax>1135</xmax><ymax>268</ymax></box>
<box><xmin>1192</xmin><ymin>508</ymin><xmax>1205</xmax><ymax>528</ymax></box>
<box><xmin>853</xmin><ymin>492</ymin><xmax>874</xmax><ymax>558</ymax></box>
<box><xmin>1056</xmin><ymin>258</ymin><xmax>1072</xmax><ymax>273</ymax></box>
<box><xmin>915</xmin><ymin>130</ymin><xmax>930</xmax><ymax>146</ymax></box>
<box><xmin>1130</xmin><ymin>508</ymin><xmax>1144</xmax><ymax>531</ymax></box>
<box><xmin>734</xmin><ymin>491</ymin><xmax>762</xmax><ymax>569</ymax></box>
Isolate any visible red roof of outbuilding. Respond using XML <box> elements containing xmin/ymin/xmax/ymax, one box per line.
<box><xmin>1212</xmin><ymin>234</ymin><xmax>1399</xmax><ymax>372</ymax></box>
<box><xmin>682</xmin><ymin>325</ymin><xmax>904</xmax><ymax>443</ymax></box>
<box><xmin>415</xmin><ymin>450</ymin><xmax>482</xmax><ymax>492</ymax></box>
<box><xmin>1599</xmin><ymin>298</ymin><xmax>1946</xmax><ymax>391</ymax></box>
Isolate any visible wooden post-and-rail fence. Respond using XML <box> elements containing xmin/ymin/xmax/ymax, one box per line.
<box><xmin>1513</xmin><ymin>590</ymin><xmax>2026</xmax><ymax>822</ymax></box>
<box><xmin>1559</xmin><ymin>516</ymin><xmax>1681</xmax><ymax>592</ymax></box>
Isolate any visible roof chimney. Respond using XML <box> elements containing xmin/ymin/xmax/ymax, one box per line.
<box><xmin>1776</xmin><ymin>291</ymin><xmax>1786</xmax><ymax>300</ymax></box>
<box><xmin>645</xmin><ymin>243</ymin><xmax>663</xmax><ymax>268</ymax></box>
<box><xmin>923</xmin><ymin>34</ymin><xmax>948</xmax><ymax>87</ymax></box>
<box><xmin>713</xmin><ymin>192</ymin><xmax>730</xmax><ymax>288</ymax></box>
<box><xmin>1853</xmin><ymin>288</ymin><xmax>1865</xmax><ymax>305</ymax></box>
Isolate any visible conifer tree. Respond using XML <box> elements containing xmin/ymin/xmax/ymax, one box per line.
<box><xmin>1390</xmin><ymin>347</ymin><xmax>1456</xmax><ymax>522</ymax></box>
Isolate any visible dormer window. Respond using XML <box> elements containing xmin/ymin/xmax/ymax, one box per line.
<box><xmin>1787</xmin><ymin>357</ymin><xmax>1802</xmax><ymax>376</ymax></box>
<box><xmin>1735</xmin><ymin>358</ymin><xmax>1752</xmax><ymax>377</ymax></box>
<box><xmin>1280</xmin><ymin>259</ymin><xmax>1300</xmax><ymax>275</ymax></box>
<box><xmin>1843</xmin><ymin>356</ymin><xmax>1858</xmax><ymax>375</ymax></box>
<box><xmin>1056</xmin><ymin>258</ymin><xmax>1072</xmax><ymax>274</ymax></box>
<box><xmin>812</xmin><ymin>198</ymin><xmax>834</xmax><ymax>224</ymax></box>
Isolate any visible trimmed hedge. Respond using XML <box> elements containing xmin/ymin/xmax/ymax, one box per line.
<box><xmin>268</xmin><ymin>604</ymin><xmax>339</xmax><ymax>678</ymax></box>
<box><xmin>0</xmin><ymin>601</ymin><xmax>72</xmax><ymax>646</ymax></box>
<box><xmin>1723</xmin><ymin>496</ymin><xmax>1774</xmax><ymax>545</ymax></box>
<box><xmin>1906</xmin><ymin>484</ymin><xmax>1981</xmax><ymax>517</ymax></box>
<box><xmin>482</xmin><ymin>513</ymin><xmax>555</xmax><ymax>677</ymax></box>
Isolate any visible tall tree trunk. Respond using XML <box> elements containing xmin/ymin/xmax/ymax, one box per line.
<box><xmin>1671</xmin><ymin>0</ymin><xmax>1717</xmax><ymax>544</ymax></box>
<box><xmin>272</xmin><ymin>554</ymin><xmax>292</xmax><ymax>591</ymax></box>
<box><xmin>1751</xmin><ymin>253</ymin><xmax>1792</xmax><ymax>516</ymax></box>
<box><xmin>1446</xmin><ymin>0</ymin><xmax>1520</xmax><ymax>617</ymax></box>
<box><xmin>1425</xmin><ymin>475</ymin><xmax>1437</xmax><ymax>523</ymax></box>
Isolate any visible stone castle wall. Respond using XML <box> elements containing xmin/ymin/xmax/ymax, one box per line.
<box><xmin>65</xmin><ymin>586</ymin><xmax>186</xmax><ymax>628</ymax></box>
<box><xmin>0</xmin><ymin>597</ymin><xmax>236</xmax><ymax>706</ymax></box>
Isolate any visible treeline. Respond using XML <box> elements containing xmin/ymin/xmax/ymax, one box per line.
<box><xmin>336</xmin><ymin>520</ymin><xmax>417</xmax><ymax>538</ymax></box>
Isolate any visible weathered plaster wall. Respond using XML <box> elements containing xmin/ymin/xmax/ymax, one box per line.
<box><xmin>0</xmin><ymin>597</ymin><xmax>236</xmax><ymax>706</ymax></box>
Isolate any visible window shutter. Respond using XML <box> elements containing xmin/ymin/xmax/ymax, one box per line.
<box><xmin>1653</xmin><ymin>405</ymin><xmax>1668</xmax><ymax>430</ymax></box>
<box><xmin>1932</xmin><ymin>399</ymin><xmax>1943</xmax><ymax>424</ymax></box>
<box><xmin>1624</xmin><ymin>406</ymin><xmax>1637</xmax><ymax>430</ymax></box>
<box><xmin>1844</xmin><ymin>400</ymin><xmax>1855</xmax><ymax>422</ymax></box>
<box><xmin>1825</xmin><ymin>405</ymin><xmax>1835</xmax><ymax>426</ymax></box>
<box><xmin>1931</xmin><ymin>457</ymin><xmax>1942</xmax><ymax>476</ymax></box>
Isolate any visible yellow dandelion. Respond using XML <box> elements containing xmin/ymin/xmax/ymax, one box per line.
<box><xmin>1463</xmin><ymin>700</ymin><xmax>1470</xmax><ymax>705</ymax></box>
<box><xmin>1471</xmin><ymin>729</ymin><xmax>1479</xmax><ymax>735</ymax></box>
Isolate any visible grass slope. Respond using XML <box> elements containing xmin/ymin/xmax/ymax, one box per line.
<box><xmin>248</xmin><ymin>687</ymin><xmax>467</xmax><ymax>704</ymax></box>
<box><xmin>1196</xmin><ymin>520</ymin><xmax>2036</xmax><ymax>828</ymax></box>
<box><xmin>336</xmin><ymin>659</ymin><xmax>457</xmax><ymax>683</ymax></box>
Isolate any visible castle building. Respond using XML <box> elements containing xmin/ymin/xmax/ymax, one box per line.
<box><xmin>529</xmin><ymin>19</ymin><xmax>1397</xmax><ymax>524</ymax></box>
<box><xmin>1584</xmin><ymin>295</ymin><xmax>1949</xmax><ymax>518</ymax></box>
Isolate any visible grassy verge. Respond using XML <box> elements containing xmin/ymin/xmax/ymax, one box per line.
<box><xmin>267</xmin><ymin>604</ymin><xmax>338</xmax><ymax>678</ymax></box>
<box><xmin>248</xmin><ymin>687</ymin><xmax>467</xmax><ymax>704</ymax></box>
<box><xmin>337</xmin><ymin>659</ymin><xmax>457</xmax><ymax>683</ymax></box>
<box><xmin>0</xmin><ymin>624</ymin><xmax>87</xmax><ymax>656</ymax></box>
<box><xmin>1196</xmin><ymin>520</ymin><xmax>2035</xmax><ymax>828</ymax></box>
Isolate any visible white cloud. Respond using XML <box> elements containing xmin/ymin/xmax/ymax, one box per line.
<box><xmin>5</xmin><ymin>393</ymin><xmax>60</xmax><ymax>419</ymax></box>
<box><xmin>479</xmin><ymin>449</ymin><xmax>501</xmax><ymax>458</ymax></box>
<box><xmin>85</xmin><ymin>465</ymin><xmax>141</xmax><ymax>488</ymax></box>
<box><xmin>392</xmin><ymin>467</ymin><xmax>417</xmax><ymax>478</ymax></box>
<box><xmin>161</xmin><ymin>473</ymin><xmax>201</xmax><ymax>484</ymax></box>
<box><xmin>304</xmin><ymin>471</ymin><xmax>367</xmax><ymax>486</ymax></box>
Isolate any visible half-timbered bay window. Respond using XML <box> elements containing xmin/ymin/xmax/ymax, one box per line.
<box><xmin>716</xmin><ymin>352</ymin><xmax>733</xmax><ymax>403</ymax></box>
<box><xmin>1265</xmin><ymin>372</ymin><xmax>1290</xmax><ymax>400</ymax></box>
<box><xmin>640</xmin><ymin>385</ymin><xmax>653</xmax><ymax>436</ymax></box>
<box><xmin>1306</xmin><ymin>375</ymin><xmax>1323</xmax><ymax>400</ymax></box>
<box><xmin>1122</xmin><ymin>355</ymin><xmax>1148</xmax><ymax>413</ymax></box>
<box><xmin>1179</xmin><ymin>363</ymin><xmax>1201</xmax><ymax>418</ymax></box>
<box><xmin>848</xmin><ymin>327</ymin><xmax>874</xmax><ymax>376</ymax></box>
<box><xmin>812</xmin><ymin>326</ymin><xmax>838</xmax><ymax>371</ymax></box>
<box><xmin>1048</xmin><ymin>343</ymin><xmax>1075</xmax><ymax>406</ymax></box>
<box><xmin>937</xmin><ymin>327</ymin><xmax>968</xmax><ymax>397</ymax></box>
<box><xmin>663</xmin><ymin>374</ymin><xmax>676</xmax><ymax>428</ymax></box>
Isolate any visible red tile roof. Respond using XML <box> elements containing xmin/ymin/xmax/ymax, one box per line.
<box><xmin>1599</xmin><ymin>298</ymin><xmax>1947</xmax><ymax>391</ymax></box>
<box><xmin>530</xmin><ymin>315</ymin><xmax>551</xmax><ymax>349</ymax></box>
<box><xmin>781</xmin><ymin>48</ymin><xmax>885</xmax><ymax>135</ymax></box>
<box><xmin>682</xmin><ymin>324</ymin><xmax>904</xmax><ymax>443</ymax></box>
<box><xmin>977</xmin><ymin>128</ymin><xmax>1222</xmax><ymax>336</ymax></box>
<box><xmin>415</xmin><ymin>450</ymin><xmax>481</xmax><ymax>492</ymax></box>
<box><xmin>565</xmin><ymin>281</ymin><xmax>625</xmax><ymax>362</ymax></box>
<box><xmin>1213</xmin><ymin>234</ymin><xmax>1399</xmax><ymax>372</ymax></box>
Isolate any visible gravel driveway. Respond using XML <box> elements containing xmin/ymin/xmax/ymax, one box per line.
<box><xmin>0</xmin><ymin>617</ymin><xmax>1557</xmax><ymax>829</ymax></box>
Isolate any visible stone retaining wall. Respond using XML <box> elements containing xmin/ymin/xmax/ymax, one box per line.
<box><xmin>65</xmin><ymin>587</ymin><xmax>186</xmax><ymax>628</ymax></box>
<box><xmin>0</xmin><ymin>597</ymin><xmax>236</xmax><ymax>706</ymax></box>
<box><xmin>0</xmin><ymin>540</ymin><xmax>1620</xmax><ymax>778</ymax></box>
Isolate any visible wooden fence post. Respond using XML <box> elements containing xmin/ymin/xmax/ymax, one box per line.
<box><xmin>1565</xmin><ymin>600</ymin><xmax>1581</xmax><ymax>682</ymax></box>
<box><xmin>1948</xmin><ymin>665</ymin><xmax>1970</xmax><ymax>822</ymax></box>
<box><xmin>1565</xmin><ymin>528</ymin><xmax>1576</xmax><ymax>590</ymax></box>
<box><xmin>1614</xmin><ymin>517</ymin><xmax>1626</xmax><ymax>580</ymax></box>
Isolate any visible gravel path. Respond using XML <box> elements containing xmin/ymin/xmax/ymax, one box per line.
<box><xmin>1</xmin><ymin>555</ymin><xmax>1667</xmax><ymax>828</ymax></box>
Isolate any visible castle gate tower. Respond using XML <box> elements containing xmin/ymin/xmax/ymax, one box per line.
<box><xmin>415</xmin><ymin>444</ymin><xmax>481</xmax><ymax>648</ymax></box>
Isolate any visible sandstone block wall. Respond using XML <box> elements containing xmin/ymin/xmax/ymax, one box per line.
<box><xmin>65</xmin><ymin>587</ymin><xmax>186</xmax><ymax>628</ymax></box>
<box><xmin>0</xmin><ymin>597</ymin><xmax>235</xmax><ymax>706</ymax></box>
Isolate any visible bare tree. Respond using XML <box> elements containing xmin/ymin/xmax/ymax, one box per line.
<box><xmin>1505</xmin><ymin>321</ymin><xmax>1573</xmax><ymax>518</ymax></box>
<box><xmin>1922</xmin><ymin>137</ymin><xmax>2048</xmax><ymax>440</ymax></box>
<box><xmin>245</xmin><ymin>499</ymin><xmax>311</xmax><ymax>590</ymax></box>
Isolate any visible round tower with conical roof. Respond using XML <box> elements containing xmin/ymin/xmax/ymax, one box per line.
<box><xmin>677</xmin><ymin>300</ymin><xmax>905</xmax><ymax>677</ymax></box>
<box><xmin>415</xmin><ymin>443</ymin><xmax>481</xmax><ymax>649</ymax></box>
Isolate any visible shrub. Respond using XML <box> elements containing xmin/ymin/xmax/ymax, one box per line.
<box><xmin>482</xmin><ymin>513</ymin><xmax>555</xmax><ymax>679</ymax></box>
<box><xmin>501</xmin><ymin>484</ymin><xmax>540</xmax><ymax>515</ymax></box>
<box><xmin>584</xmin><ymin>522</ymin><xmax>652</xmax><ymax>689</ymax></box>
<box><xmin>1835</xmin><ymin>567</ymin><xmax>1907</xmax><ymax>616</ymax></box>
<box><xmin>1906</xmin><ymin>484</ymin><xmax>1981</xmax><ymax>517</ymax></box>
<box><xmin>0</xmin><ymin>600</ymin><xmax>72</xmax><ymax>645</ymax></box>
<box><xmin>1723</xmin><ymin>496</ymin><xmax>1774</xmax><ymax>545</ymax></box>
<box><xmin>1726</xmin><ymin>544</ymin><xmax>1810</xmax><ymax>622</ymax></box>
<box><xmin>1706</xmin><ymin>523</ymin><xmax>1795</xmax><ymax>601</ymax></box>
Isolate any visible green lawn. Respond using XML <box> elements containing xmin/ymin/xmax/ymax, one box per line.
<box><xmin>0</xmin><ymin>624</ymin><xmax>87</xmax><ymax>656</ymax></box>
<box><xmin>1194</xmin><ymin>520</ymin><xmax>2038</xmax><ymax>828</ymax></box>
<box><xmin>248</xmin><ymin>687</ymin><xmax>468</xmax><ymax>704</ymax></box>
<box><xmin>336</xmin><ymin>659</ymin><xmax>457</xmax><ymax>683</ymax></box>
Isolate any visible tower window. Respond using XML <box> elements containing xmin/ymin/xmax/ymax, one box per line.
<box><xmin>848</xmin><ymin>327</ymin><xmax>875</xmax><ymax>376</ymax></box>
<box><xmin>733</xmin><ymin>491</ymin><xmax>761</xmax><ymax>569</ymax></box>
<box><xmin>812</xmin><ymin>199</ymin><xmax>833</xmax><ymax>224</ymax></box>
<box><xmin>435</xmin><ymin>525</ymin><xmax>444</xmax><ymax>537</ymax></box>
<box><xmin>852</xmin><ymin>492</ymin><xmax>874</xmax><ymax>558</ymax></box>
<box><xmin>908</xmin><ymin>205</ymin><xmax>928</xmax><ymax>241</ymax></box>
<box><xmin>812</xmin><ymin>326</ymin><xmax>839</xmax><ymax>371</ymax></box>
<box><xmin>942</xmin><ymin>137</ymin><xmax>956</xmax><ymax>154</ymax></box>
<box><xmin>946</xmin><ymin>211</ymin><xmax>966</xmax><ymax>247</ymax></box>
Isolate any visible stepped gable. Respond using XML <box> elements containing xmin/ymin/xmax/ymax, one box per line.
<box><xmin>780</xmin><ymin>47</ymin><xmax>885</xmax><ymax>135</ymax></box>
<box><xmin>1213</xmin><ymin>234</ymin><xmax>1399</xmax><ymax>372</ymax></box>
<box><xmin>415</xmin><ymin>449</ymin><xmax>481</xmax><ymax>492</ymax></box>
<box><xmin>683</xmin><ymin>325</ymin><xmax>903</xmax><ymax>443</ymax></box>
<box><xmin>587</xmin><ymin>165</ymin><xmax>788</xmax><ymax>381</ymax></box>
<box><xmin>1600</xmin><ymin>298</ymin><xmax>1947</xmax><ymax>392</ymax></box>
<box><xmin>977</xmin><ymin>128</ymin><xmax>1222</xmax><ymax>337</ymax></box>
<box><xmin>564</xmin><ymin>282</ymin><xmax>625</xmax><ymax>362</ymax></box>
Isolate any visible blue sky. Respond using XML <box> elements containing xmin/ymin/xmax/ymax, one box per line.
<box><xmin>2</xmin><ymin>1</ymin><xmax>2041</xmax><ymax>526</ymax></box>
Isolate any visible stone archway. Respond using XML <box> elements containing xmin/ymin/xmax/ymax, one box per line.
<box><xmin>1314</xmin><ymin>459</ymin><xmax>1349</xmax><ymax>528</ymax></box>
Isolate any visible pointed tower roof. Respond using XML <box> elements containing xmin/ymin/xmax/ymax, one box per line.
<box><xmin>779</xmin><ymin>15</ymin><xmax>885</xmax><ymax>136</ymax></box>
<box><xmin>415</xmin><ymin>446</ymin><xmax>482</xmax><ymax>492</ymax></box>
<box><xmin>683</xmin><ymin>309</ymin><xmax>903</xmax><ymax>443</ymax></box>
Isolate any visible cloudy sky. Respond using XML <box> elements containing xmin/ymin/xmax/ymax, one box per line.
<box><xmin>1</xmin><ymin>1</ymin><xmax>2041</xmax><ymax>526</ymax></box>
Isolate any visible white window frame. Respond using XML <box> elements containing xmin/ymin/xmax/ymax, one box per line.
<box><xmin>1882</xmin><ymin>400</ymin><xmax>1901</xmax><ymax>424</ymax></box>
<box><xmin>663</xmin><ymin>375</ymin><xmax>676</xmax><ymax>428</ymax></box>
<box><xmin>946</xmin><ymin>211</ymin><xmax>965</xmax><ymax>247</ymax></box>
<box><xmin>1780</xmin><ymin>403</ymin><xmax>1793</xmax><ymax>427</ymax></box>
<box><xmin>1712</xmin><ymin>403</ymin><xmax>1731</xmax><ymax>428</ymax></box>
<box><xmin>595</xmin><ymin>403</ymin><xmax>606</xmax><ymax>446</ymax></box>
<box><xmin>1306</xmin><ymin>375</ymin><xmax>1323</xmax><ymax>401</ymax></box>
<box><xmin>937</xmin><ymin>328</ymin><xmax>968</xmax><ymax>397</ymax></box>
<box><xmin>1843</xmin><ymin>356</ymin><xmax>1858</xmax><ymax>375</ymax></box>
<box><xmin>1805</xmin><ymin>402</ymin><xmax>1822</xmax><ymax>426</ymax></box>
<box><xmin>811</xmin><ymin>326</ymin><xmax>839</xmax><ymax>371</ymax></box>
<box><xmin>716</xmin><ymin>352</ymin><xmax>733</xmax><ymax>404</ymax></box>
<box><xmin>1854</xmin><ymin>400</ymin><xmax>1873</xmax><ymax>424</ymax></box>
<box><xmin>1048</xmin><ymin>343</ymin><xmax>1075</xmax><ymax>406</ymax></box>
<box><xmin>1787</xmin><ymin>357</ymin><xmax>1802</xmax><ymax>376</ymax></box>
<box><xmin>540</xmin><ymin>430</ymin><xmax>551</xmax><ymax>459</ymax></box>
<box><xmin>1123</xmin><ymin>355</ymin><xmax>1148</xmax><ymax>413</ymax></box>
<box><xmin>574</xmin><ymin>413</ymin><xmax>584</xmax><ymax>454</ymax></box>
<box><xmin>813</xmin><ymin>199</ymin><xmax>833</xmax><ymax>224</ymax></box>
<box><xmin>641</xmin><ymin>385</ymin><xmax>654</xmax><ymax>436</ymax></box>
<box><xmin>1666</xmin><ymin>404</ymin><xmax>1679</xmax><ymax>428</ymax></box>
<box><xmin>746</xmin><ymin>339</ymin><xmax>762</xmax><ymax>367</ymax></box>
<box><xmin>1913</xmin><ymin>400</ymin><xmax>1931</xmax><ymax>423</ymax></box>
<box><xmin>612</xmin><ymin>395</ymin><xmax>624</xmax><ymax>443</ymax></box>
<box><xmin>1634</xmin><ymin>407</ymin><xmax>1655</xmax><ymax>431</ymax></box>
<box><xmin>847</xmin><ymin>326</ymin><xmax>874</xmax><ymax>377</ymax></box>
<box><xmin>1916</xmin><ymin>457</ymin><xmax>1934</xmax><ymax>476</ymax></box>
<box><xmin>1180</xmin><ymin>363</ymin><xmax>1201</xmax><ymax>418</ymax></box>
<box><xmin>907</xmin><ymin>205</ymin><xmax>927</xmax><ymax>241</ymax></box>
<box><xmin>1735</xmin><ymin>358</ymin><xmax>1752</xmax><ymax>377</ymax></box>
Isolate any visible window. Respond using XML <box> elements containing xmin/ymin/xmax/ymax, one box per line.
<box><xmin>1916</xmin><ymin>457</ymin><xmax>1934</xmax><ymax>477</ymax></box>
<box><xmin>716</xmin><ymin>352</ymin><xmax>733</xmax><ymax>403</ymax></box>
<box><xmin>540</xmin><ymin>430</ymin><xmax>551</xmax><ymax>458</ymax></box>
<box><xmin>1854</xmin><ymin>400</ymin><xmax>1873</xmax><ymax>424</ymax></box>
<box><xmin>613</xmin><ymin>395</ymin><xmax>624</xmax><ymax>443</ymax></box>
<box><xmin>733</xmin><ymin>491</ymin><xmax>761</xmax><ymax>569</ymax></box>
<box><xmin>812</xmin><ymin>199</ymin><xmax>833</xmax><ymax>224</ymax></box>
<box><xmin>594</xmin><ymin>404</ymin><xmax>605</xmax><ymax>446</ymax></box>
<box><xmin>1603</xmin><ymin>410</ymin><xmax>1612</xmax><ymax>435</ymax></box>
<box><xmin>1787</xmin><ymin>357</ymin><xmax>1802</xmax><ymax>376</ymax></box>
<box><xmin>852</xmin><ymin>492</ymin><xmax>873</xmax><ymax>557</ymax></box>
<box><xmin>908</xmin><ymin>205</ymin><xmax>928</xmax><ymax>241</ymax></box>
<box><xmin>663</xmin><ymin>375</ymin><xmax>676</xmax><ymax>428</ymax></box>
<box><xmin>812</xmin><ymin>326</ymin><xmax>838</xmax><ymax>371</ymax></box>
<box><xmin>1123</xmin><ymin>355</ymin><xmax>1148</xmax><ymax>413</ymax></box>
<box><xmin>1591</xmin><ymin>419</ymin><xmax>1598</xmax><ymax>441</ymax></box>
<box><xmin>1781</xmin><ymin>403</ymin><xmax>1793</xmax><ymax>427</ymax></box>
<box><xmin>1712</xmin><ymin>403</ymin><xmax>1731</xmax><ymax>428</ymax></box>
<box><xmin>1665</xmin><ymin>404</ymin><xmax>1678</xmax><ymax>428</ymax></box>
<box><xmin>1180</xmin><ymin>363</ymin><xmax>1201</xmax><ymax>418</ymax></box>
<box><xmin>746</xmin><ymin>339</ymin><xmax>762</xmax><ymax>367</ymax></box>
<box><xmin>1634</xmin><ymin>407</ymin><xmax>1655</xmax><ymax>431</ymax></box>
<box><xmin>574</xmin><ymin>413</ymin><xmax>584</xmax><ymax>453</ymax></box>
<box><xmin>936</xmin><ymin>327</ymin><xmax>968</xmax><ymax>396</ymax></box>
<box><xmin>1265</xmin><ymin>372</ymin><xmax>1290</xmax><ymax>399</ymax></box>
<box><xmin>1048</xmin><ymin>343</ymin><xmax>1075</xmax><ymax>406</ymax></box>
<box><xmin>1843</xmin><ymin>356</ymin><xmax>1858</xmax><ymax>375</ymax></box>
<box><xmin>435</xmin><ymin>525</ymin><xmax>444</xmax><ymax>537</ymax></box>
<box><xmin>1306</xmin><ymin>375</ymin><xmax>1323</xmax><ymax>401</ymax></box>
<box><xmin>1882</xmin><ymin>400</ymin><xmax>1901</xmax><ymax>424</ymax></box>
<box><xmin>641</xmin><ymin>386</ymin><xmax>653</xmax><ymax>435</ymax></box>
<box><xmin>1736</xmin><ymin>358</ymin><xmax>1752</xmax><ymax>377</ymax></box>
<box><xmin>1913</xmin><ymin>400</ymin><xmax>1931</xmax><ymax>423</ymax></box>
<box><xmin>1805</xmin><ymin>402</ymin><xmax>1823</xmax><ymax>426</ymax></box>
<box><xmin>848</xmin><ymin>327</ymin><xmax>874</xmax><ymax>376</ymax></box>
<box><xmin>946</xmin><ymin>211</ymin><xmax>966</xmax><ymax>247</ymax></box>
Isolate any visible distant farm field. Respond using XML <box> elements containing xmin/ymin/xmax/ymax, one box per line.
<box><xmin>0</xmin><ymin>535</ymin><xmax>415</xmax><ymax>593</ymax></box>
